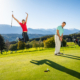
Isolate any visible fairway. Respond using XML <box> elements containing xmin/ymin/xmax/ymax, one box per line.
<box><xmin>0</xmin><ymin>47</ymin><xmax>80</xmax><ymax>80</ymax></box>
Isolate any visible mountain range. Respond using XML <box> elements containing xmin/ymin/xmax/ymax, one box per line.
<box><xmin>0</xmin><ymin>24</ymin><xmax>80</xmax><ymax>35</ymax></box>
<box><xmin>0</xmin><ymin>24</ymin><xmax>80</xmax><ymax>41</ymax></box>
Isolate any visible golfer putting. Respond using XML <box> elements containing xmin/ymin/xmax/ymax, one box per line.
<box><xmin>54</xmin><ymin>22</ymin><xmax>66</xmax><ymax>55</ymax></box>
<box><xmin>12</xmin><ymin>12</ymin><xmax>29</xmax><ymax>43</ymax></box>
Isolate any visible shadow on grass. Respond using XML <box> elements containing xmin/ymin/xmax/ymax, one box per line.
<box><xmin>30</xmin><ymin>59</ymin><xmax>80</xmax><ymax>79</ymax></box>
<box><xmin>60</xmin><ymin>54</ymin><xmax>80</xmax><ymax>60</ymax></box>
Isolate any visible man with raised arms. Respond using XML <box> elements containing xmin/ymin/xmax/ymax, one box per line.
<box><xmin>12</xmin><ymin>13</ymin><xmax>29</xmax><ymax>43</ymax></box>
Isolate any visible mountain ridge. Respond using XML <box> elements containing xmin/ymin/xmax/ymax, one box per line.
<box><xmin>0</xmin><ymin>24</ymin><xmax>80</xmax><ymax>35</ymax></box>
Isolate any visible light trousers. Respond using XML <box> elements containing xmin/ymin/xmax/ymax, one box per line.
<box><xmin>54</xmin><ymin>35</ymin><xmax>61</xmax><ymax>54</ymax></box>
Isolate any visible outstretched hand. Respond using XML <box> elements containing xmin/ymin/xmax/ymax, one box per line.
<box><xmin>25</xmin><ymin>12</ymin><xmax>28</xmax><ymax>15</ymax></box>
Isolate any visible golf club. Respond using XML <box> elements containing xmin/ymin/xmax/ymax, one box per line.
<box><xmin>11</xmin><ymin>11</ymin><xmax>13</xmax><ymax>27</ymax></box>
<box><xmin>62</xmin><ymin>42</ymin><xmax>64</xmax><ymax>54</ymax></box>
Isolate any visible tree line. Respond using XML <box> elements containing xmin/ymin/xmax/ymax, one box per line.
<box><xmin>0</xmin><ymin>33</ymin><xmax>80</xmax><ymax>54</ymax></box>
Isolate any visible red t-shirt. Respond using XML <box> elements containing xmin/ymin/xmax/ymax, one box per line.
<box><xmin>19</xmin><ymin>22</ymin><xmax>28</xmax><ymax>32</ymax></box>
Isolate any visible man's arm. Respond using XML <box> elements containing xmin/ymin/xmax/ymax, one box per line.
<box><xmin>12</xmin><ymin>15</ymin><xmax>20</xmax><ymax>24</ymax></box>
<box><xmin>57</xmin><ymin>30</ymin><xmax>60</xmax><ymax>38</ymax></box>
<box><xmin>57</xmin><ymin>30</ymin><xmax>62</xmax><ymax>41</ymax></box>
<box><xmin>61</xmin><ymin>34</ymin><xmax>63</xmax><ymax>38</ymax></box>
<box><xmin>25</xmin><ymin>13</ymin><xmax>28</xmax><ymax>23</ymax></box>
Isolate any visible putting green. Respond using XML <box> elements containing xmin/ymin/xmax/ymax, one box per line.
<box><xmin>0</xmin><ymin>47</ymin><xmax>80</xmax><ymax>80</ymax></box>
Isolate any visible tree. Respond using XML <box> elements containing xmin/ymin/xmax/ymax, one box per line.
<box><xmin>0</xmin><ymin>35</ymin><xmax>5</xmax><ymax>54</ymax></box>
<box><xmin>5</xmin><ymin>40</ymin><xmax>10</xmax><ymax>52</ymax></box>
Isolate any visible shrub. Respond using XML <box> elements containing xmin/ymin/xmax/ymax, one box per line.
<box><xmin>43</xmin><ymin>36</ymin><xmax>55</xmax><ymax>48</ymax></box>
<box><xmin>39</xmin><ymin>42</ymin><xmax>44</xmax><ymax>47</ymax></box>
<box><xmin>44</xmin><ymin>36</ymin><xmax>67</xmax><ymax>48</ymax></box>
<box><xmin>9</xmin><ymin>44</ymin><xmax>17</xmax><ymax>51</ymax></box>
<box><xmin>26</xmin><ymin>44</ymin><xmax>31</xmax><ymax>49</ymax></box>
<box><xmin>17</xmin><ymin>41</ymin><xmax>26</xmax><ymax>50</ymax></box>
<box><xmin>32</xmin><ymin>40</ymin><xmax>39</xmax><ymax>49</ymax></box>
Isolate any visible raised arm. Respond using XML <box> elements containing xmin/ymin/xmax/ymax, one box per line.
<box><xmin>25</xmin><ymin>12</ymin><xmax>28</xmax><ymax>23</ymax></box>
<box><xmin>12</xmin><ymin>14</ymin><xmax>20</xmax><ymax>24</ymax></box>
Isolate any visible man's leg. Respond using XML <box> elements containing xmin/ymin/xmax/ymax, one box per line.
<box><xmin>54</xmin><ymin>35</ymin><xmax>61</xmax><ymax>55</ymax></box>
<box><xmin>55</xmin><ymin>35</ymin><xmax>59</xmax><ymax>54</ymax></box>
<box><xmin>22</xmin><ymin>32</ymin><xmax>26</xmax><ymax>42</ymax></box>
<box><xmin>24</xmin><ymin>33</ymin><xmax>27</xmax><ymax>43</ymax></box>
<box><xmin>19</xmin><ymin>33</ymin><xmax>24</xmax><ymax>42</ymax></box>
<box><xmin>26</xmin><ymin>33</ymin><xmax>29</xmax><ymax>41</ymax></box>
<box><xmin>54</xmin><ymin>35</ymin><xmax>57</xmax><ymax>54</ymax></box>
<box><xmin>57</xmin><ymin>37</ymin><xmax>61</xmax><ymax>53</ymax></box>
<box><xmin>23</xmin><ymin>32</ymin><xmax>29</xmax><ymax>43</ymax></box>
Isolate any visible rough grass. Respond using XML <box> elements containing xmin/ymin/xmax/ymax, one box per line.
<box><xmin>0</xmin><ymin>44</ymin><xmax>80</xmax><ymax>80</ymax></box>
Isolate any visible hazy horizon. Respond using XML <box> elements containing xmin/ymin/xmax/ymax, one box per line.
<box><xmin>0</xmin><ymin>24</ymin><xmax>80</xmax><ymax>30</ymax></box>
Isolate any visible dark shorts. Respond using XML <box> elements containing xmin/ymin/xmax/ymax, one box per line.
<box><xmin>19</xmin><ymin>32</ymin><xmax>29</xmax><ymax>43</ymax></box>
<box><xmin>22</xmin><ymin>32</ymin><xmax>29</xmax><ymax>42</ymax></box>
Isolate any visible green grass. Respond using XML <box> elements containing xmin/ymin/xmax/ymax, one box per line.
<box><xmin>67</xmin><ymin>42</ymin><xmax>77</xmax><ymax>46</ymax></box>
<box><xmin>67</xmin><ymin>42</ymin><xmax>75</xmax><ymax>45</ymax></box>
<box><xmin>0</xmin><ymin>46</ymin><xmax>80</xmax><ymax>80</ymax></box>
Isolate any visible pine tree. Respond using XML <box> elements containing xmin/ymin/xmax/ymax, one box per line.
<box><xmin>0</xmin><ymin>35</ymin><xmax>5</xmax><ymax>54</ymax></box>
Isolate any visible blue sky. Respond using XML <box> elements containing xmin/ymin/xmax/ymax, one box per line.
<box><xmin>0</xmin><ymin>0</ymin><xmax>80</xmax><ymax>29</ymax></box>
